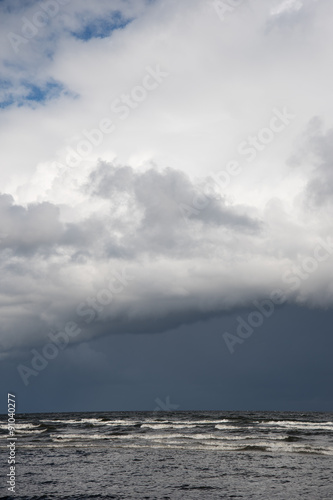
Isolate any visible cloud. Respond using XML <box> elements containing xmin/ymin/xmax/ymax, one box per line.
<box><xmin>0</xmin><ymin>79</ymin><xmax>72</xmax><ymax>109</ymax></box>
<box><xmin>270</xmin><ymin>0</ymin><xmax>304</xmax><ymax>18</ymax></box>
<box><xmin>290</xmin><ymin>118</ymin><xmax>333</xmax><ymax>209</ymax></box>
<box><xmin>0</xmin><ymin>0</ymin><xmax>333</xmax><ymax>359</ymax></box>
<box><xmin>1</xmin><ymin>161</ymin><xmax>260</xmax><ymax>257</ymax></box>
<box><xmin>0</xmin><ymin>157</ymin><xmax>332</xmax><ymax>357</ymax></box>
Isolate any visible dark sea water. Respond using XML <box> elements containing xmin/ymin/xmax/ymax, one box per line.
<box><xmin>1</xmin><ymin>411</ymin><xmax>333</xmax><ymax>499</ymax></box>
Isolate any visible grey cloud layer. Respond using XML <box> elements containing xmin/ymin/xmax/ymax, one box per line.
<box><xmin>1</xmin><ymin>163</ymin><xmax>260</xmax><ymax>258</ymax></box>
<box><xmin>0</xmin><ymin>162</ymin><xmax>263</xmax><ymax>353</ymax></box>
<box><xmin>0</xmin><ymin>157</ymin><xmax>332</xmax><ymax>356</ymax></box>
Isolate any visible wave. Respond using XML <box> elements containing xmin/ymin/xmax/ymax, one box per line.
<box><xmin>51</xmin><ymin>433</ymin><xmax>108</xmax><ymax>441</ymax></box>
<box><xmin>117</xmin><ymin>432</ymin><xmax>280</xmax><ymax>442</ymax></box>
<box><xmin>107</xmin><ymin>419</ymin><xmax>231</xmax><ymax>426</ymax></box>
<box><xmin>14</xmin><ymin>429</ymin><xmax>46</xmax><ymax>435</ymax></box>
<box><xmin>260</xmin><ymin>420</ymin><xmax>333</xmax><ymax>431</ymax></box>
<box><xmin>134</xmin><ymin>433</ymin><xmax>184</xmax><ymax>440</ymax></box>
<box><xmin>78</xmin><ymin>418</ymin><xmax>105</xmax><ymax>425</ymax></box>
<box><xmin>136</xmin><ymin>433</ymin><xmax>239</xmax><ymax>441</ymax></box>
<box><xmin>136</xmin><ymin>419</ymin><xmax>231</xmax><ymax>425</ymax></box>
<box><xmin>252</xmin><ymin>441</ymin><xmax>333</xmax><ymax>456</ymax></box>
<box><xmin>7</xmin><ymin>440</ymin><xmax>333</xmax><ymax>455</ymax></box>
<box><xmin>138</xmin><ymin>438</ymin><xmax>333</xmax><ymax>455</ymax></box>
<box><xmin>41</xmin><ymin>419</ymin><xmax>84</xmax><ymax>424</ymax></box>
<box><xmin>41</xmin><ymin>418</ymin><xmax>105</xmax><ymax>425</ymax></box>
<box><xmin>104</xmin><ymin>420</ymin><xmax>139</xmax><ymax>426</ymax></box>
<box><xmin>172</xmin><ymin>419</ymin><xmax>231</xmax><ymax>425</ymax></box>
<box><xmin>37</xmin><ymin>418</ymin><xmax>232</xmax><ymax>428</ymax></box>
<box><xmin>0</xmin><ymin>422</ymin><xmax>40</xmax><ymax>430</ymax></box>
<box><xmin>141</xmin><ymin>424</ymin><xmax>197</xmax><ymax>429</ymax></box>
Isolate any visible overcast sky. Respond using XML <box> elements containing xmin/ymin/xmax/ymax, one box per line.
<box><xmin>0</xmin><ymin>0</ymin><xmax>332</xmax><ymax>413</ymax></box>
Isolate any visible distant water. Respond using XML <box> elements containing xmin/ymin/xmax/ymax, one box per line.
<box><xmin>1</xmin><ymin>411</ymin><xmax>333</xmax><ymax>499</ymax></box>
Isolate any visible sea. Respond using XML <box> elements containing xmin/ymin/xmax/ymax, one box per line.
<box><xmin>1</xmin><ymin>411</ymin><xmax>332</xmax><ymax>499</ymax></box>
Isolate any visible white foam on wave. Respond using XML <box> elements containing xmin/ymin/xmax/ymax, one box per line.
<box><xmin>257</xmin><ymin>440</ymin><xmax>333</xmax><ymax>456</ymax></box>
<box><xmin>41</xmin><ymin>418</ymin><xmax>105</xmax><ymax>425</ymax></box>
<box><xmin>127</xmin><ymin>431</ymin><xmax>297</xmax><ymax>444</ymax></box>
<box><xmin>138</xmin><ymin>432</ymin><xmax>237</xmax><ymax>442</ymax></box>
<box><xmin>79</xmin><ymin>418</ymin><xmax>105</xmax><ymax>425</ymax></box>
<box><xmin>137</xmin><ymin>432</ymin><xmax>242</xmax><ymax>442</ymax></box>
<box><xmin>215</xmin><ymin>424</ymin><xmax>235</xmax><ymax>430</ymax></box>
<box><xmin>260</xmin><ymin>420</ymin><xmax>333</xmax><ymax>431</ymax></box>
<box><xmin>173</xmin><ymin>419</ymin><xmax>231</xmax><ymax>425</ymax></box>
<box><xmin>135</xmin><ymin>420</ymin><xmax>170</xmax><ymax>424</ymax></box>
<box><xmin>51</xmin><ymin>433</ymin><xmax>107</xmax><ymax>441</ymax></box>
<box><xmin>14</xmin><ymin>440</ymin><xmax>333</xmax><ymax>454</ymax></box>
<box><xmin>186</xmin><ymin>433</ymin><xmax>269</xmax><ymax>441</ymax></box>
<box><xmin>106</xmin><ymin>419</ymin><xmax>231</xmax><ymax>428</ymax></box>
<box><xmin>98</xmin><ymin>433</ymin><xmax>240</xmax><ymax>442</ymax></box>
<box><xmin>15</xmin><ymin>429</ymin><xmax>46</xmax><ymax>435</ymax></box>
<box><xmin>105</xmin><ymin>420</ymin><xmax>138</xmax><ymax>426</ymax></box>
<box><xmin>141</xmin><ymin>424</ymin><xmax>197</xmax><ymax>429</ymax></box>
<box><xmin>14</xmin><ymin>443</ymin><xmax>102</xmax><ymax>449</ymax></box>
<box><xmin>138</xmin><ymin>433</ymin><xmax>185</xmax><ymax>440</ymax></box>
<box><xmin>0</xmin><ymin>423</ymin><xmax>40</xmax><ymax>430</ymax></box>
<box><xmin>108</xmin><ymin>443</ymin><xmax>216</xmax><ymax>451</ymax></box>
<box><xmin>105</xmin><ymin>433</ymin><xmax>212</xmax><ymax>442</ymax></box>
<box><xmin>140</xmin><ymin>419</ymin><xmax>231</xmax><ymax>425</ymax></box>
<box><xmin>40</xmin><ymin>418</ymin><xmax>232</xmax><ymax>427</ymax></box>
<box><xmin>106</xmin><ymin>441</ymin><xmax>245</xmax><ymax>452</ymax></box>
<box><xmin>41</xmin><ymin>419</ymin><xmax>84</xmax><ymax>425</ymax></box>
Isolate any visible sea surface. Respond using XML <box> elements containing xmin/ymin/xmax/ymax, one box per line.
<box><xmin>1</xmin><ymin>411</ymin><xmax>333</xmax><ymax>499</ymax></box>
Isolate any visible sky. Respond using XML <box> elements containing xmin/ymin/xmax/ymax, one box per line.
<box><xmin>0</xmin><ymin>0</ymin><xmax>332</xmax><ymax>413</ymax></box>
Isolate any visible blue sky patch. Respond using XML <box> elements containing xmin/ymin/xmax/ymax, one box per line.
<box><xmin>71</xmin><ymin>11</ymin><xmax>132</xmax><ymax>41</ymax></box>
<box><xmin>0</xmin><ymin>95</ymin><xmax>14</xmax><ymax>109</ymax></box>
<box><xmin>0</xmin><ymin>79</ymin><xmax>75</xmax><ymax>109</ymax></box>
<box><xmin>25</xmin><ymin>81</ymin><xmax>63</xmax><ymax>102</ymax></box>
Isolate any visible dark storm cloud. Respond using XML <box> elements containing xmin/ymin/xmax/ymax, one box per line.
<box><xmin>2</xmin><ymin>305</ymin><xmax>333</xmax><ymax>412</ymax></box>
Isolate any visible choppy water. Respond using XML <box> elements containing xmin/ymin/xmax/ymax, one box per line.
<box><xmin>1</xmin><ymin>411</ymin><xmax>332</xmax><ymax>499</ymax></box>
